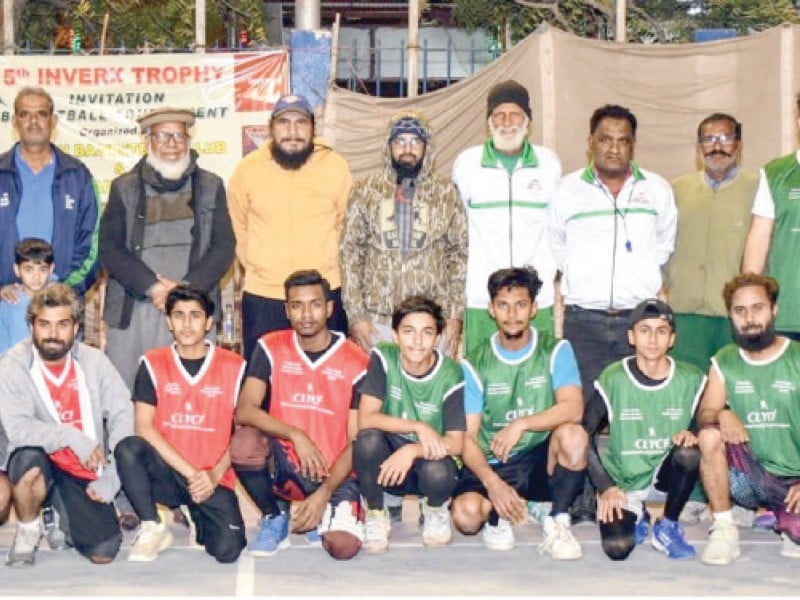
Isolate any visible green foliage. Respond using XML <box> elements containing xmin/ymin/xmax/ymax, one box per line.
<box><xmin>18</xmin><ymin>0</ymin><xmax>268</xmax><ymax>51</ymax></box>
<box><xmin>453</xmin><ymin>0</ymin><xmax>800</xmax><ymax>44</ymax></box>
<box><xmin>700</xmin><ymin>0</ymin><xmax>800</xmax><ymax>33</ymax></box>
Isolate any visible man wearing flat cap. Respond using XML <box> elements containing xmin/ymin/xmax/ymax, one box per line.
<box><xmin>340</xmin><ymin>110</ymin><xmax>467</xmax><ymax>357</ymax></box>
<box><xmin>99</xmin><ymin>106</ymin><xmax>235</xmax><ymax>389</ymax></box>
<box><xmin>452</xmin><ymin>80</ymin><xmax>562</xmax><ymax>358</ymax></box>
<box><xmin>0</xmin><ymin>86</ymin><xmax>100</xmax><ymax>303</ymax></box>
<box><xmin>228</xmin><ymin>94</ymin><xmax>352</xmax><ymax>362</ymax></box>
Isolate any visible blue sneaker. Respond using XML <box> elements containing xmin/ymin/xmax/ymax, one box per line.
<box><xmin>634</xmin><ymin>509</ymin><xmax>650</xmax><ymax>545</ymax></box>
<box><xmin>305</xmin><ymin>528</ymin><xmax>322</xmax><ymax>547</ymax></box>
<box><xmin>651</xmin><ymin>518</ymin><xmax>696</xmax><ymax>560</ymax></box>
<box><xmin>248</xmin><ymin>513</ymin><xmax>290</xmax><ymax>557</ymax></box>
<box><xmin>753</xmin><ymin>510</ymin><xmax>777</xmax><ymax>531</ymax></box>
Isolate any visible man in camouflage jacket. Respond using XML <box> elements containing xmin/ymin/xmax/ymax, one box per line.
<box><xmin>340</xmin><ymin>111</ymin><xmax>467</xmax><ymax>357</ymax></box>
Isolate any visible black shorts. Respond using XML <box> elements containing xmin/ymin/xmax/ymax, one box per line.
<box><xmin>7</xmin><ymin>447</ymin><xmax>121</xmax><ymax>560</ymax></box>
<box><xmin>454</xmin><ymin>437</ymin><xmax>551</xmax><ymax>502</ymax></box>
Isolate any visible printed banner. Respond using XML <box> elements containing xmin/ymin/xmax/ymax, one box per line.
<box><xmin>0</xmin><ymin>51</ymin><xmax>289</xmax><ymax>202</ymax></box>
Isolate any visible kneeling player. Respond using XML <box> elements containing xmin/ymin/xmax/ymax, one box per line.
<box><xmin>231</xmin><ymin>270</ymin><xmax>369</xmax><ymax>560</ymax></box>
<box><xmin>115</xmin><ymin>284</ymin><xmax>246</xmax><ymax>563</ymax></box>
<box><xmin>590</xmin><ymin>299</ymin><xmax>705</xmax><ymax>561</ymax></box>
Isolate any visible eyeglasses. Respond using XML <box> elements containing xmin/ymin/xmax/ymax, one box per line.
<box><xmin>149</xmin><ymin>131</ymin><xmax>189</xmax><ymax>144</ymax></box>
<box><xmin>699</xmin><ymin>134</ymin><xmax>737</xmax><ymax>147</ymax></box>
<box><xmin>391</xmin><ymin>137</ymin><xmax>424</xmax><ymax>148</ymax></box>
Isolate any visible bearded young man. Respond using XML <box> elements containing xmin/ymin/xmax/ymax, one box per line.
<box><xmin>228</xmin><ymin>95</ymin><xmax>352</xmax><ymax>361</ymax></box>
<box><xmin>340</xmin><ymin>111</ymin><xmax>467</xmax><ymax>358</ymax></box>
<box><xmin>697</xmin><ymin>274</ymin><xmax>800</xmax><ymax>565</ymax></box>
<box><xmin>99</xmin><ymin>106</ymin><xmax>235</xmax><ymax>390</ymax></box>
<box><xmin>452</xmin><ymin>81</ymin><xmax>562</xmax><ymax>358</ymax></box>
<box><xmin>0</xmin><ymin>284</ymin><xmax>133</xmax><ymax>567</ymax></box>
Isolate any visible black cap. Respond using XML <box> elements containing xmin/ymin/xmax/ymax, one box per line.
<box><xmin>487</xmin><ymin>80</ymin><xmax>532</xmax><ymax>119</ymax></box>
<box><xmin>629</xmin><ymin>298</ymin><xmax>674</xmax><ymax>329</ymax></box>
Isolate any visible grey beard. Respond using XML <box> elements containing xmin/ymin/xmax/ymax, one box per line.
<box><xmin>146</xmin><ymin>151</ymin><xmax>191</xmax><ymax>181</ymax></box>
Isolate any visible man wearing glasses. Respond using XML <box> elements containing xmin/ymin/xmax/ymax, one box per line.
<box><xmin>340</xmin><ymin>111</ymin><xmax>467</xmax><ymax>358</ymax></box>
<box><xmin>743</xmin><ymin>93</ymin><xmax>800</xmax><ymax>342</ymax></box>
<box><xmin>666</xmin><ymin>114</ymin><xmax>757</xmax><ymax>371</ymax></box>
<box><xmin>0</xmin><ymin>87</ymin><xmax>100</xmax><ymax>304</ymax></box>
<box><xmin>99</xmin><ymin>106</ymin><xmax>235</xmax><ymax>390</ymax></box>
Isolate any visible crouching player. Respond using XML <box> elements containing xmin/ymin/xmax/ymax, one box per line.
<box><xmin>115</xmin><ymin>284</ymin><xmax>247</xmax><ymax>563</ymax></box>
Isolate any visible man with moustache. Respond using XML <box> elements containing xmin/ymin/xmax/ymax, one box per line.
<box><xmin>100</xmin><ymin>107</ymin><xmax>236</xmax><ymax>390</ymax></box>
<box><xmin>340</xmin><ymin>111</ymin><xmax>467</xmax><ymax>358</ymax></box>
<box><xmin>743</xmin><ymin>93</ymin><xmax>800</xmax><ymax>341</ymax></box>
<box><xmin>666</xmin><ymin>114</ymin><xmax>757</xmax><ymax>371</ymax></box>
<box><xmin>0</xmin><ymin>87</ymin><xmax>99</xmax><ymax>303</ymax></box>
<box><xmin>452</xmin><ymin>80</ymin><xmax>562</xmax><ymax>357</ymax></box>
<box><xmin>0</xmin><ymin>284</ymin><xmax>133</xmax><ymax>567</ymax></box>
<box><xmin>548</xmin><ymin>104</ymin><xmax>677</xmax><ymax>522</ymax></box>
<box><xmin>697</xmin><ymin>274</ymin><xmax>800</xmax><ymax>564</ymax></box>
<box><xmin>228</xmin><ymin>95</ymin><xmax>352</xmax><ymax>361</ymax></box>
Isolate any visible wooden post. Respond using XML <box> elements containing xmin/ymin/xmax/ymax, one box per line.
<box><xmin>616</xmin><ymin>0</ymin><xmax>626</xmax><ymax>43</ymax></box>
<box><xmin>3</xmin><ymin>0</ymin><xmax>14</xmax><ymax>55</ymax></box>
<box><xmin>195</xmin><ymin>0</ymin><xmax>206</xmax><ymax>53</ymax></box>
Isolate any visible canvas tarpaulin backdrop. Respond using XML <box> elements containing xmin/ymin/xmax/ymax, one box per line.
<box><xmin>323</xmin><ymin>23</ymin><xmax>800</xmax><ymax>182</ymax></box>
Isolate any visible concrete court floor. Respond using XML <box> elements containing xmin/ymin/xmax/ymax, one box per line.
<box><xmin>0</xmin><ymin>507</ymin><xmax>797</xmax><ymax>597</ymax></box>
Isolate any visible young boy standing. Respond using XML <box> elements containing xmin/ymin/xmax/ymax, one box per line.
<box><xmin>354</xmin><ymin>295</ymin><xmax>466</xmax><ymax>553</ymax></box>
<box><xmin>0</xmin><ymin>238</ymin><xmax>54</xmax><ymax>354</ymax></box>
<box><xmin>114</xmin><ymin>284</ymin><xmax>247</xmax><ymax>563</ymax></box>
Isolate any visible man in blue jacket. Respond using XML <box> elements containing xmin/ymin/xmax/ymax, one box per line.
<box><xmin>0</xmin><ymin>87</ymin><xmax>99</xmax><ymax>303</ymax></box>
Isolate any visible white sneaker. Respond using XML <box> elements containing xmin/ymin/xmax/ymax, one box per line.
<box><xmin>322</xmin><ymin>500</ymin><xmax>365</xmax><ymax>541</ymax></box>
<box><xmin>679</xmin><ymin>501</ymin><xmax>710</xmax><ymax>525</ymax></box>
<box><xmin>6</xmin><ymin>522</ymin><xmax>42</xmax><ymax>568</ymax></box>
<box><xmin>363</xmin><ymin>508</ymin><xmax>390</xmax><ymax>553</ymax></box>
<box><xmin>421</xmin><ymin>499</ymin><xmax>452</xmax><ymax>546</ymax></box>
<box><xmin>483</xmin><ymin>517</ymin><xmax>514</xmax><ymax>551</ymax></box>
<box><xmin>731</xmin><ymin>505</ymin><xmax>755</xmax><ymax>528</ymax></box>
<box><xmin>539</xmin><ymin>514</ymin><xmax>582</xmax><ymax>560</ymax></box>
<box><xmin>781</xmin><ymin>533</ymin><xmax>800</xmax><ymax>558</ymax></box>
<box><xmin>701</xmin><ymin>520</ymin><xmax>740</xmax><ymax>565</ymax></box>
<box><xmin>128</xmin><ymin>520</ymin><xmax>174</xmax><ymax>562</ymax></box>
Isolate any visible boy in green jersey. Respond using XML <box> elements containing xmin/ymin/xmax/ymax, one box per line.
<box><xmin>353</xmin><ymin>295</ymin><xmax>465</xmax><ymax>553</ymax></box>
<box><xmin>451</xmin><ymin>267</ymin><xmax>588</xmax><ymax>560</ymax></box>
<box><xmin>698</xmin><ymin>274</ymin><xmax>800</xmax><ymax>565</ymax></box>
<box><xmin>589</xmin><ymin>299</ymin><xmax>705</xmax><ymax>561</ymax></box>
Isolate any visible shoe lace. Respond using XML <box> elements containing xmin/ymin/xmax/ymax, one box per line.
<box><xmin>365</xmin><ymin>511</ymin><xmax>387</xmax><ymax>539</ymax></box>
<box><xmin>14</xmin><ymin>527</ymin><xmax>41</xmax><ymax>553</ymax></box>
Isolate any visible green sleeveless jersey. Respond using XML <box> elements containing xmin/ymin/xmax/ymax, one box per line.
<box><xmin>596</xmin><ymin>357</ymin><xmax>705</xmax><ymax>491</ymax></box>
<box><xmin>463</xmin><ymin>330</ymin><xmax>562</xmax><ymax>460</ymax></box>
<box><xmin>375</xmin><ymin>342</ymin><xmax>464</xmax><ymax>440</ymax></box>
<box><xmin>713</xmin><ymin>340</ymin><xmax>800</xmax><ymax>476</ymax></box>
<box><xmin>765</xmin><ymin>154</ymin><xmax>800</xmax><ymax>331</ymax></box>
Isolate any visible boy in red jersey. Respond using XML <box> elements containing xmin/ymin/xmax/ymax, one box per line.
<box><xmin>231</xmin><ymin>269</ymin><xmax>369</xmax><ymax>560</ymax></box>
<box><xmin>0</xmin><ymin>284</ymin><xmax>133</xmax><ymax>567</ymax></box>
<box><xmin>114</xmin><ymin>284</ymin><xmax>246</xmax><ymax>563</ymax></box>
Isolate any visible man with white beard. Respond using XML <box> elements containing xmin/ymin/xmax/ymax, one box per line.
<box><xmin>99</xmin><ymin>107</ymin><xmax>235</xmax><ymax>390</ymax></box>
<box><xmin>452</xmin><ymin>80</ymin><xmax>562</xmax><ymax>357</ymax></box>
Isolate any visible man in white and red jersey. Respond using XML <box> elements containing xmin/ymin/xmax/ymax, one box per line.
<box><xmin>0</xmin><ymin>284</ymin><xmax>133</xmax><ymax>567</ymax></box>
<box><xmin>231</xmin><ymin>269</ymin><xmax>368</xmax><ymax>560</ymax></box>
<box><xmin>114</xmin><ymin>283</ymin><xmax>246</xmax><ymax>563</ymax></box>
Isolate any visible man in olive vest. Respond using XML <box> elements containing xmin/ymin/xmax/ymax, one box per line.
<box><xmin>697</xmin><ymin>273</ymin><xmax>800</xmax><ymax>565</ymax></box>
<box><xmin>451</xmin><ymin>266</ymin><xmax>587</xmax><ymax>559</ymax></box>
<box><xmin>589</xmin><ymin>299</ymin><xmax>705</xmax><ymax>561</ymax></box>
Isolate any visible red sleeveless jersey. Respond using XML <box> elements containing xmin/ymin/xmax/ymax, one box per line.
<box><xmin>260</xmin><ymin>330</ymin><xmax>368</xmax><ymax>467</ymax></box>
<box><xmin>43</xmin><ymin>360</ymin><xmax>98</xmax><ymax>481</ymax></box>
<box><xmin>143</xmin><ymin>345</ymin><xmax>246</xmax><ymax>490</ymax></box>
